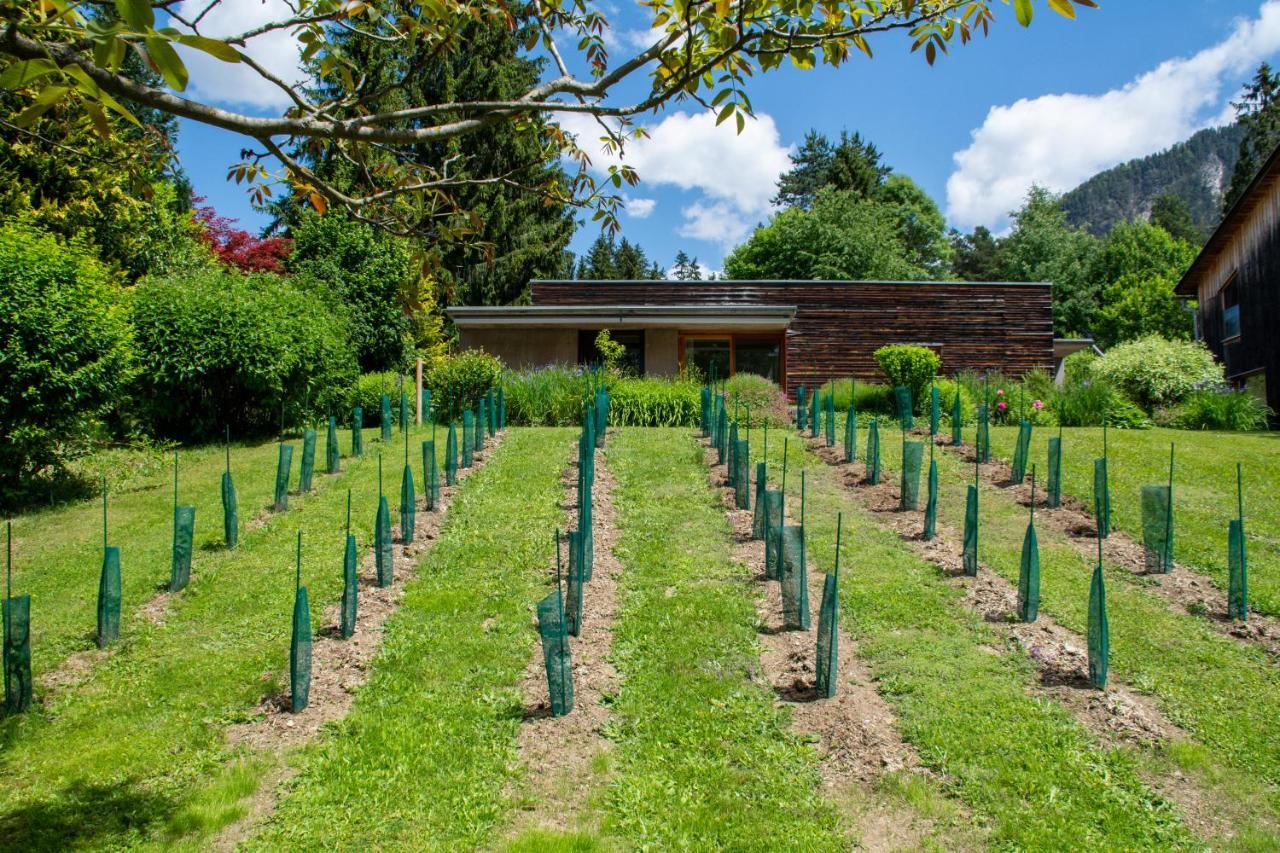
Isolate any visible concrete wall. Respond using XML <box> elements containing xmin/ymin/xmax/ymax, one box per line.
<box><xmin>645</xmin><ymin>329</ymin><xmax>680</xmax><ymax>376</ymax></box>
<box><xmin>457</xmin><ymin>328</ymin><xmax>576</xmax><ymax>369</ymax></box>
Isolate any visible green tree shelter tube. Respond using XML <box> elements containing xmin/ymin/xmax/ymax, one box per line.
<box><xmin>4</xmin><ymin>522</ymin><xmax>32</xmax><ymax>715</ymax></box>
<box><xmin>901</xmin><ymin>436</ymin><xmax>923</xmax><ymax>511</ymax></box>
<box><xmin>422</xmin><ymin>437</ymin><xmax>439</xmax><ymax>511</ymax></box>
<box><xmin>795</xmin><ymin>386</ymin><xmax>806</xmax><ymax>431</ymax></box>
<box><xmin>866</xmin><ymin>419</ymin><xmax>881</xmax><ymax>485</ymax></box>
<box><xmin>445</xmin><ymin>422</ymin><xmax>458</xmax><ymax>486</ymax></box>
<box><xmin>221</xmin><ymin>431</ymin><xmax>238</xmax><ymax>549</ymax></box>
<box><xmin>352</xmin><ymin>406</ymin><xmax>364</xmax><ymax>457</ymax></box>
<box><xmin>895</xmin><ymin>385</ymin><xmax>913</xmax><ymax>431</ymax></box>
<box><xmin>929</xmin><ymin>384</ymin><xmax>941</xmax><ymax>437</ymax></box>
<box><xmin>809</xmin><ymin>390</ymin><xmax>819</xmax><ymax>437</ymax></box>
<box><xmin>539</xmin><ymin>532</ymin><xmax>574</xmax><ymax>717</ymax></box>
<box><xmin>400</xmin><ymin>389</ymin><xmax>410</xmax><ymax>433</ymax></box>
<box><xmin>341</xmin><ymin>490</ymin><xmax>357</xmax><ymax>639</ymax></box>
<box><xmin>97</xmin><ymin>479</ymin><xmax>121</xmax><ymax>648</ymax></box>
<box><xmin>400</xmin><ymin>427</ymin><xmax>415</xmax><ymax>544</ymax></box>
<box><xmin>727</xmin><ymin>419</ymin><xmax>739</xmax><ymax>489</ymax></box>
<box><xmin>950</xmin><ymin>383</ymin><xmax>963</xmax><ymax>447</ymax></box>
<box><xmin>780</xmin><ymin>471</ymin><xmax>810</xmax><ymax>631</ymax></box>
<box><xmin>326</xmin><ymin>415</ymin><xmax>340</xmax><ymax>474</ymax></box>
<box><xmin>765</xmin><ymin>440</ymin><xmax>788</xmax><ymax>581</ymax></box>
<box><xmin>1141</xmin><ymin>444</ymin><xmax>1175</xmax><ymax>575</ymax></box>
<box><xmin>815</xmin><ymin>513</ymin><xmax>841</xmax><ymax>699</ymax></box>
<box><xmin>380</xmin><ymin>393</ymin><xmax>393</xmax><ymax>441</ymax></box>
<box><xmin>923</xmin><ymin>439</ymin><xmax>938</xmax><ymax>541</ymax></box>
<box><xmin>299</xmin><ymin>427</ymin><xmax>317</xmax><ymax>492</ymax></box>
<box><xmin>461</xmin><ymin>411</ymin><xmax>474</xmax><ymax>468</ymax></box>
<box><xmin>170</xmin><ymin>451</ymin><xmax>195</xmax><ymax>592</ymax></box>
<box><xmin>1011</xmin><ymin>419</ymin><xmax>1032</xmax><ymax>483</ymax></box>
<box><xmin>752</xmin><ymin>421</ymin><xmax>768</xmax><ymax>539</ymax></box>
<box><xmin>963</xmin><ymin>451</ymin><xmax>979</xmax><ymax>577</ymax></box>
<box><xmin>375</xmin><ymin>455</ymin><xmax>393</xmax><ymax>588</ymax></box>
<box><xmin>1094</xmin><ymin>421</ymin><xmax>1111</xmax><ymax>538</ymax></box>
<box><xmin>1228</xmin><ymin>463</ymin><xmax>1248</xmax><ymax>621</ymax></box>
<box><xmin>976</xmin><ymin>404</ymin><xmax>990</xmax><ymax>464</ymax></box>
<box><xmin>1018</xmin><ymin>466</ymin><xmax>1041</xmax><ymax>623</ymax></box>
<box><xmin>290</xmin><ymin>532</ymin><xmax>312</xmax><ymax>713</ymax></box>
<box><xmin>824</xmin><ymin>393</ymin><xmax>835</xmax><ymax>447</ymax></box>
<box><xmin>1088</xmin><ymin>533</ymin><xmax>1109</xmax><ymax>690</ymax></box>
<box><xmin>566</xmin><ymin>530</ymin><xmax>584</xmax><ymax>638</ymax></box>
<box><xmin>844</xmin><ymin>400</ymin><xmax>857</xmax><ymax>463</ymax></box>
<box><xmin>1046</xmin><ymin>427</ymin><xmax>1062</xmax><ymax>508</ymax></box>
<box><xmin>273</xmin><ymin>442</ymin><xmax>294</xmax><ymax>512</ymax></box>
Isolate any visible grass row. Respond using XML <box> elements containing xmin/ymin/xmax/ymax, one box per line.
<box><xmin>986</xmin><ymin>425</ymin><xmax>1280</xmax><ymax>616</ymax></box>
<box><xmin>750</xmin><ymin>432</ymin><xmax>1194</xmax><ymax>849</ymax></box>
<box><xmin>851</xmin><ymin>422</ymin><xmax>1280</xmax><ymax>838</ymax></box>
<box><xmin>0</xmin><ymin>422</ymin><xmax>464</xmax><ymax>849</ymax></box>
<box><xmin>6</xmin><ymin>424</ymin><xmax>390</xmax><ymax>679</ymax></box>
<box><xmin>245</xmin><ymin>428</ymin><xmax>574</xmax><ymax>849</ymax></box>
<box><xmin>599</xmin><ymin>427</ymin><xmax>845</xmax><ymax>848</ymax></box>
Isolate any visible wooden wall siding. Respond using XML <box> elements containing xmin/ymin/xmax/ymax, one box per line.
<box><xmin>1182</xmin><ymin>170</ymin><xmax>1280</xmax><ymax>419</ymax></box>
<box><xmin>532</xmin><ymin>280</ymin><xmax>1054</xmax><ymax>392</ymax></box>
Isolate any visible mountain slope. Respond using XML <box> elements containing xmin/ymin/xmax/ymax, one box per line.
<box><xmin>1061</xmin><ymin>124</ymin><xmax>1244</xmax><ymax>237</ymax></box>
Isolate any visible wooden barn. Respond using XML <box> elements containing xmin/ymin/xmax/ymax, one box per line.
<box><xmin>447</xmin><ymin>279</ymin><xmax>1056</xmax><ymax>394</ymax></box>
<box><xmin>1176</xmin><ymin>145</ymin><xmax>1280</xmax><ymax>421</ymax></box>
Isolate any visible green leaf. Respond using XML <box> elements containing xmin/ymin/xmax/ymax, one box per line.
<box><xmin>1014</xmin><ymin>0</ymin><xmax>1034</xmax><ymax>26</ymax></box>
<box><xmin>1047</xmin><ymin>0</ymin><xmax>1076</xmax><ymax>17</ymax></box>
<box><xmin>176</xmin><ymin>34</ymin><xmax>242</xmax><ymax>63</ymax></box>
<box><xmin>114</xmin><ymin>0</ymin><xmax>155</xmax><ymax>31</ymax></box>
<box><xmin>0</xmin><ymin>59</ymin><xmax>59</xmax><ymax>89</ymax></box>
<box><xmin>715</xmin><ymin>101</ymin><xmax>735</xmax><ymax>125</ymax></box>
<box><xmin>13</xmin><ymin>86</ymin><xmax>69</xmax><ymax>126</ymax></box>
<box><xmin>145</xmin><ymin>36</ymin><xmax>189</xmax><ymax>91</ymax></box>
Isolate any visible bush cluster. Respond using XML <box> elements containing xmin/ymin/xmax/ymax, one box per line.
<box><xmin>873</xmin><ymin>344</ymin><xmax>941</xmax><ymax>408</ymax></box>
<box><xmin>724</xmin><ymin>373</ymin><xmax>791</xmax><ymax>427</ymax></box>
<box><xmin>427</xmin><ymin>350</ymin><xmax>503</xmax><ymax>421</ymax></box>
<box><xmin>352</xmin><ymin>372</ymin><xmax>416</xmax><ymax>426</ymax></box>
<box><xmin>1091</xmin><ymin>336</ymin><xmax>1222</xmax><ymax>411</ymax></box>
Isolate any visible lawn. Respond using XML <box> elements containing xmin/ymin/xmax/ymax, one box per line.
<box><xmin>986</xmin><ymin>426</ymin><xmax>1280</xmax><ymax>617</ymax></box>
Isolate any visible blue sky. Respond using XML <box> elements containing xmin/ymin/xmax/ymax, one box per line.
<box><xmin>176</xmin><ymin>0</ymin><xmax>1280</xmax><ymax>275</ymax></box>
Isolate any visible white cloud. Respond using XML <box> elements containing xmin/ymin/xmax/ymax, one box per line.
<box><xmin>625</xmin><ymin>196</ymin><xmax>657</xmax><ymax>218</ymax></box>
<box><xmin>946</xmin><ymin>0</ymin><xmax>1280</xmax><ymax>229</ymax></box>
<box><xmin>559</xmin><ymin>109</ymin><xmax>791</xmax><ymax>248</ymax></box>
<box><xmin>171</xmin><ymin>0</ymin><xmax>304</xmax><ymax>111</ymax></box>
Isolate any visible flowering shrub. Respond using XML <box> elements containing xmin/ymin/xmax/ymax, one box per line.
<box><xmin>1092</xmin><ymin>336</ymin><xmax>1222</xmax><ymax>411</ymax></box>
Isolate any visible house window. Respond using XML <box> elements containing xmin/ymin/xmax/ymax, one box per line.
<box><xmin>679</xmin><ymin>334</ymin><xmax>784</xmax><ymax>385</ymax></box>
<box><xmin>734</xmin><ymin>338</ymin><xmax>782</xmax><ymax>382</ymax></box>
<box><xmin>1222</xmin><ymin>276</ymin><xmax>1241</xmax><ymax>340</ymax></box>
<box><xmin>683</xmin><ymin>337</ymin><xmax>731</xmax><ymax>382</ymax></box>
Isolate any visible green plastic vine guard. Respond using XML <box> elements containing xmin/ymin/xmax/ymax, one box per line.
<box><xmin>923</xmin><ymin>439</ymin><xmax>938</xmax><ymax>541</ymax></box>
<box><xmin>1046</xmin><ymin>427</ymin><xmax>1062</xmax><ymax>508</ymax></box>
<box><xmin>950</xmin><ymin>382</ymin><xmax>963</xmax><ymax>446</ymax></box>
<box><xmin>461</xmin><ymin>411</ymin><xmax>474</xmax><ymax>468</ymax></box>
<box><xmin>222</xmin><ymin>428</ymin><xmax>238</xmax><ymax>549</ymax></box>
<box><xmin>566</xmin><ymin>529</ymin><xmax>584</xmax><ymax>638</ymax></box>
<box><xmin>477</xmin><ymin>398</ymin><xmax>487</xmax><ymax>451</ymax></box>
<box><xmin>1088</xmin><ymin>530</ymin><xmax>1109</xmax><ymax>689</ymax></box>
<box><xmin>735</xmin><ymin>438</ymin><xmax>751</xmax><ymax>509</ymax></box>
<box><xmin>844</xmin><ymin>379</ymin><xmax>857</xmax><ymax>463</ymax></box>
<box><xmin>809</xmin><ymin>390</ymin><xmax>819</xmax><ymax>438</ymax></box>
<box><xmin>1094</xmin><ymin>420</ymin><xmax>1111</xmax><ymax>539</ymax></box>
<box><xmin>299</xmin><ymin>427</ymin><xmax>317</xmax><ymax>492</ymax></box>
<box><xmin>273</xmin><ymin>442</ymin><xmax>293</xmax><ymax>512</ymax></box>
<box><xmin>901</xmin><ymin>436</ymin><xmax>923</xmax><ymax>511</ymax></box>
<box><xmin>400</xmin><ymin>425</ymin><xmax>416</xmax><ymax>545</ymax></box>
<box><xmin>326</xmin><ymin>415</ymin><xmax>340</xmax><ymax>474</ymax></box>
<box><xmin>795</xmin><ymin>386</ymin><xmax>807</xmax><ymax>431</ymax></box>
<box><xmin>498</xmin><ymin>385</ymin><xmax>506</xmax><ymax>430</ymax></box>
<box><xmin>352</xmin><ymin>406</ymin><xmax>364</xmax><ymax>457</ymax></box>
<box><xmin>1141</xmin><ymin>444</ymin><xmax>1175</xmax><ymax>574</ymax></box>
<box><xmin>895</xmin><ymin>385</ymin><xmax>914</xmax><ymax>431</ymax></box>
<box><xmin>962</xmin><ymin>450</ymin><xmax>979</xmax><ymax>577</ymax></box>
<box><xmin>727</xmin><ymin>418</ymin><xmax>739</xmax><ymax>489</ymax></box>
<box><xmin>1228</xmin><ymin>462</ymin><xmax>1248</xmax><ymax>621</ymax></box>
<box><xmin>976</xmin><ymin>405</ymin><xmax>990</xmax><ymax>464</ymax></box>
<box><xmin>97</xmin><ymin>478</ymin><xmax>121</xmax><ymax>648</ymax></box>
<box><xmin>1018</xmin><ymin>466</ymin><xmax>1040</xmax><ymax>623</ymax></box>
<box><xmin>765</xmin><ymin>439</ymin><xmax>788</xmax><ymax>581</ymax></box>
<box><xmin>290</xmin><ymin>531</ymin><xmax>312</xmax><ymax>713</ymax></box>
<box><xmin>824</xmin><ymin>393</ymin><xmax>835</xmax><ymax>448</ymax></box>
<box><xmin>170</xmin><ymin>451</ymin><xmax>195</xmax><ymax>592</ymax></box>
<box><xmin>752</xmin><ymin>422</ymin><xmax>769</xmax><ymax>539</ymax></box>
<box><xmin>701</xmin><ymin>385</ymin><xmax>712</xmax><ymax>436</ymax></box>
<box><xmin>380</xmin><ymin>392</ymin><xmax>393</xmax><ymax>441</ymax></box>
<box><xmin>446</xmin><ymin>422</ymin><xmax>458</xmax><ymax>486</ymax></box>
<box><xmin>815</xmin><ymin>513</ymin><xmax>841</xmax><ymax>699</ymax></box>
<box><xmin>538</xmin><ymin>530</ymin><xmax>574</xmax><ymax>717</ymax></box>
<box><xmin>375</xmin><ymin>455</ymin><xmax>393</xmax><ymax>588</ymax></box>
<box><xmin>929</xmin><ymin>383</ymin><xmax>941</xmax><ymax>437</ymax></box>
<box><xmin>1011</xmin><ymin>419</ymin><xmax>1032</xmax><ymax>483</ymax></box>
<box><xmin>341</xmin><ymin>490</ymin><xmax>357</xmax><ymax>639</ymax></box>
<box><xmin>422</xmin><ymin>437</ymin><xmax>439</xmax><ymax>511</ymax></box>
<box><xmin>866</xmin><ymin>419</ymin><xmax>881</xmax><ymax>485</ymax></box>
<box><xmin>400</xmin><ymin>390</ymin><xmax>410</xmax><ymax>433</ymax></box>
<box><xmin>780</xmin><ymin>471</ymin><xmax>810</xmax><ymax>631</ymax></box>
<box><xmin>4</xmin><ymin>522</ymin><xmax>32</xmax><ymax>715</ymax></box>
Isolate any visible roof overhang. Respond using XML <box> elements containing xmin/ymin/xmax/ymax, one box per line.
<box><xmin>447</xmin><ymin>304</ymin><xmax>797</xmax><ymax>331</ymax></box>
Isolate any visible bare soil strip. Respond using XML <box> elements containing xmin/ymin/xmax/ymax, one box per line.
<box><xmin>505</xmin><ymin>437</ymin><xmax>623</xmax><ymax>842</ymax></box>
<box><xmin>701</xmin><ymin>440</ymin><xmax>952</xmax><ymax>852</ymax></box>
<box><xmin>946</xmin><ymin>442</ymin><xmax>1280</xmax><ymax>660</ymax></box>
<box><xmin>805</xmin><ymin>439</ymin><xmax>1246</xmax><ymax>843</ymax></box>
<box><xmin>213</xmin><ymin>431</ymin><xmax>504</xmax><ymax>850</ymax></box>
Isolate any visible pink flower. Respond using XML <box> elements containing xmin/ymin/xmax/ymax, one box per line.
<box><xmin>1033</xmin><ymin>399</ymin><xmax>1044</xmax><ymax>410</ymax></box>
<box><xmin>997</xmin><ymin>401</ymin><xmax>1007</xmax><ymax>411</ymax></box>
<box><xmin>996</xmin><ymin>388</ymin><xmax>1005</xmax><ymax>396</ymax></box>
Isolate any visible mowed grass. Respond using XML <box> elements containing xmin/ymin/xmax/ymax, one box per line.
<box><xmin>755</xmin><ymin>433</ymin><xmax>1193</xmax><ymax>850</ymax></box>
<box><xmin>988</xmin><ymin>426</ymin><xmax>1280</xmax><ymax>617</ymax></box>
<box><xmin>0</xmin><ymin>422</ymin><xmax>460</xmax><ymax>849</ymax></box>
<box><xmin>5</xmin><ymin>424</ymin><xmax>381</xmax><ymax>679</ymax></box>
<box><xmin>863</xmin><ymin>423</ymin><xmax>1280</xmax><ymax>836</ymax></box>
<box><xmin>602</xmin><ymin>428</ymin><xmax>844</xmax><ymax>848</ymax></box>
<box><xmin>246</xmin><ymin>428</ymin><xmax>574</xmax><ymax>849</ymax></box>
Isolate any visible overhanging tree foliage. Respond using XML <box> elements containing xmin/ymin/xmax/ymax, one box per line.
<box><xmin>1</xmin><ymin>0</ymin><xmax>1095</xmax><ymax>247</ymax></box>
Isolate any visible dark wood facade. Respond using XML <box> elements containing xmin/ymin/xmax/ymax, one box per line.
<box><xmin>1176</xmin><ymin>145</ymin><xmax>1280</xmax><ymax>421</ymax></box>
<box><xmin>532</xmin><ymin>279</ymin><xmax>1054</xmax><ymax>393</ymax></box>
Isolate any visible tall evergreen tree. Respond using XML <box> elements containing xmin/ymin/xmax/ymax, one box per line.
<box><xmin>1225</xmin><ymin>63</ymin><xmax>1280</xmax><ymax>211</ymax></box>
<box><xmin>950</xmin><ymin>226</ymin><xmax>1002</xmax><ymax>281</ymax></box>
<box><xmin>575</xmin><ymin>235</ymin><xmax>663</xmax><ymax>279</ymax></box>
<box><xmin>773</xmin><ymin>130</ymin><xmax>888</xmax><ymax>208</ymax></box>
<box><xmin>293</xmin><ymin>5</ymin><xmax>574</xmax><ymax>306</ymax></box>
<box><xmin>1149</xmin><ymin>193</ymin><xmax>1203</xmax><ymax>245</ymax></box>
<box><xmin>671</xmin><ymin>250</ymin><xmax>703</xmax><ymax>281</ymax></box>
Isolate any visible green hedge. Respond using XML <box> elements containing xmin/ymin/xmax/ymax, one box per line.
<box><xmin>501</xmin><ymin>365</ymin><xmax>700</xmax><ymax>427</ymax></box>
<box><xmin>130</xmin><ymin>270</ymin><xmax>358</xmax><ymax>440</ymax></box>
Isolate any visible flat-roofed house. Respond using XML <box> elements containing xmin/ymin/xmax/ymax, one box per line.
<box><xmin>448</xmin><ymin>279</ymin><xmax>1055</xmax><ymax>394</ymax></box>
<box><xmin>1176</xmin><ymin>145</ymin><xmax>1280</xmax><ymax>419</ymax></box>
